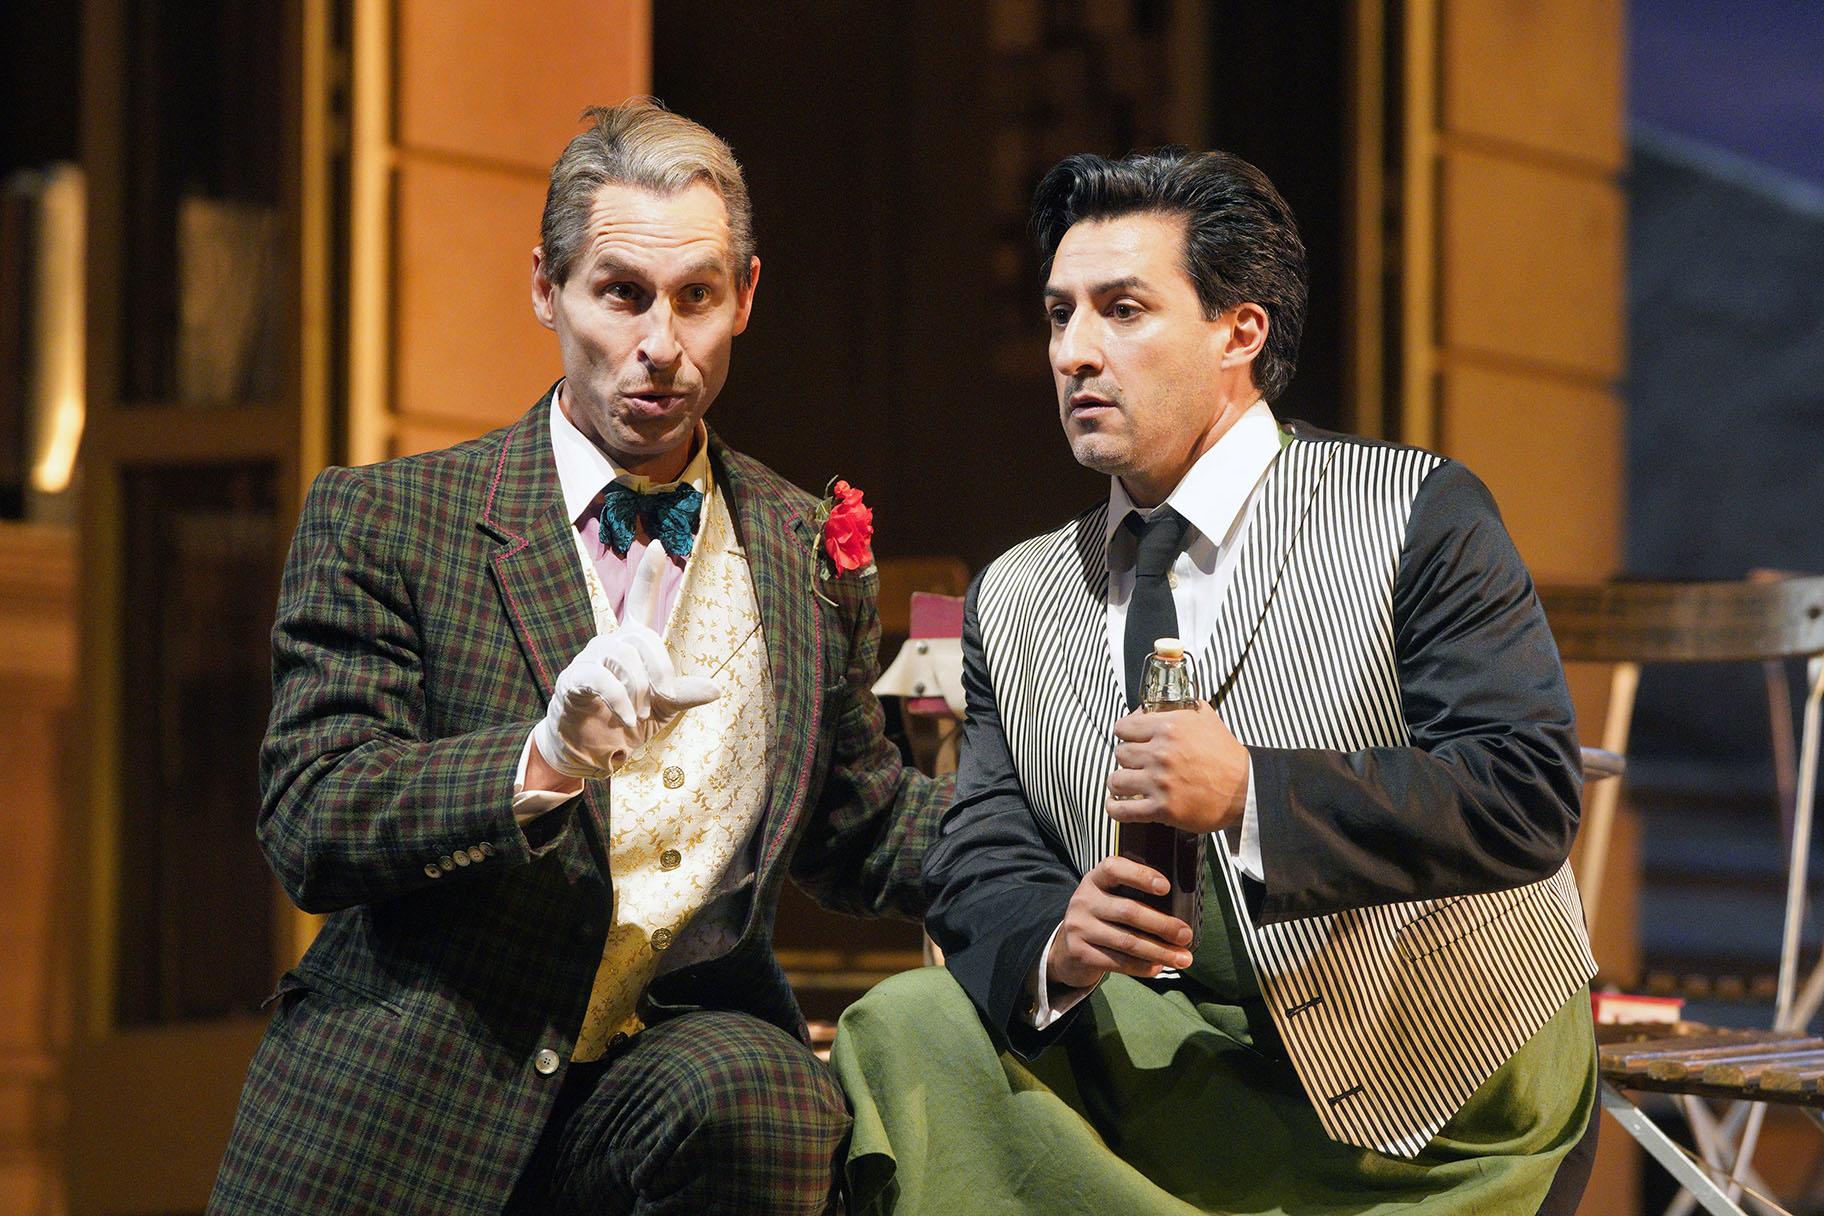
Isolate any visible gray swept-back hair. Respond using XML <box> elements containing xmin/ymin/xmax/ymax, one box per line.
<box><xmin>540</xmin><ymin>98</ymin><xmax>755</xmax><ymax>288</ymax></box>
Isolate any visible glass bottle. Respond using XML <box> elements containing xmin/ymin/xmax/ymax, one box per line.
<box><xmin>1117</xmin><ymin>637</ymin><xmax>1204</xmax><ymax>937</ymax></box>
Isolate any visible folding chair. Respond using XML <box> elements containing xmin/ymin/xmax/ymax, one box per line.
<box><xmin>1540</xmin><ymin>575</ymin><xmax>1824</xmax><ymax>1215</ymax></box>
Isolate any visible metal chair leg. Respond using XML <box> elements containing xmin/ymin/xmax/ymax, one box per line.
<box><xmin>1666</xmin><ymin>1100</ymin><xmax>1778</xmax><ymax>1216</ymax></box>
<box><xmin>1612</xmin><ymin>1086</ymin><xmax>1765</xmax><ymax>1210</ymax></box>
<box><xmin>1604</xmin><ymin>1084</ymin><xmax>1753</xmax><ymax>1216</ymax></box>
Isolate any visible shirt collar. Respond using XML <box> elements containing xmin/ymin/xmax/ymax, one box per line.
<box><xmin>549</xmin><ymin>381</ymin><xmax>712</xmax><ymax>527</ymax></box>
<box><xmin>1103</xmin><ymin>399</ymin><xmax>1283</xmax><ymax>551</ymax></box>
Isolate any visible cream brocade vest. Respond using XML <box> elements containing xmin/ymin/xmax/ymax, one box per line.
<box><xmin>570</xmin><ymin>484</ymin><xmax>774</xmax><ymax>1062</ymax></box>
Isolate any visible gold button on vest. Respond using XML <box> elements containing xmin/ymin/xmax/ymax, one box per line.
<box><xmin>571</xmin><ymin>485</ymin><xmax>773</xmax><ymax>1061</ymax></box>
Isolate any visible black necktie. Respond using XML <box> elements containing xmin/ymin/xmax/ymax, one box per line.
<box><xmin>1123</xmin><ymin>507</ymin><xmax>1190</xmax><ymax>710</ymax></box>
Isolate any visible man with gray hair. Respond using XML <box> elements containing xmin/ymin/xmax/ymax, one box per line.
<box><xmin>210</xmin><ymin>99</ymin><xmax>946</xmax><ymax>1215</ymax></box>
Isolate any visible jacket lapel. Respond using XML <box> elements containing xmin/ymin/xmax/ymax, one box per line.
<box><xmin>478</xmin><ymin>389</ymin><xmax>597</xmax><ymax>701</ymax></box>
<box><xmin>1199</xmin><ymin>429</ymin><xmax>1337</xmax><ymax>705</ymax></box>
<box><xmin>1064</xmin><ymin>505</ymin><xmax>1125</xmax><ymax>720</ymax></box>
<box><xmin>708</xmin><ymin>436</ymin><xmax>823</xmax><ymax>873</ymax></box>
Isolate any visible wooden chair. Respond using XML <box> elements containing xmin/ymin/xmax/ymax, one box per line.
<box><xmin>1539</xmin><ymin>575</ymin><xmax>1824</xmax><ymax>1214</ymax></box>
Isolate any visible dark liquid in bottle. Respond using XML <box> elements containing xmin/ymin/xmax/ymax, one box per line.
<box><xmin>1116</xmin><ymin>692</ymin><xmax>1203</xmax><ymax>934</ymax></box>
<box><xmin>1117</xmin><ymin>820</ymin><xmax>1203</xmax><ymax>926</ymax></box>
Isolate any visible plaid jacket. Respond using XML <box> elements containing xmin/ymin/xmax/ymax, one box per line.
<box><xmin>209</xmin><ymin>388</ymin><xmax>945</xmax><ymax>1214</ymax></box>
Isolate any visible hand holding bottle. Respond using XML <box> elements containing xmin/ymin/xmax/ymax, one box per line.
<box><xmin>1104</xmin><ymin>701</ymin><xmax>1251</xmax><ymax>835</ymax></box>
<box><xmin>1046</xmin><ymin>856</ymin><xmax>1196</xmax><ymax>991</ymax></box>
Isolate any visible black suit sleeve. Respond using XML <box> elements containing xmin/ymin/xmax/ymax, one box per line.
<box><xmin>922</xmin><ymin>574</ymin><xmax>1080</xmax><ymax>1057</ymax></box>
<box><xmin>1249</xmin><ymin>459</ymin><xmax>1582</xmax><ymax>924</ymax></box>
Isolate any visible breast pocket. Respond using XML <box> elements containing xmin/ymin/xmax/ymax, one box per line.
<box><xmin>1393</xmin><ymin>887</ymin><xmax>1531</xmax><ymax>963</ymax></box>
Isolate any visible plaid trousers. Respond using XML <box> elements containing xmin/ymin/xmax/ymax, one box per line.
<box><xmin>505</xmin><ymin>1010</ymin><xmax>850</xmax><ymax>1215</ymax></box>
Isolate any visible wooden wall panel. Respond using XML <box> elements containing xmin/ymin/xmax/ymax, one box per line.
<box><xmin>0</xmin><ymin>523</ymin><xmax>74</xmax><ymax>1216</ymax></box>
<box><xmin>1441</xmin><ymin>149</ymin><xmax>1624</xmax><ymax>380</ymax></box>
<box><xmin>393</xmin><ymin>159</ymin><xmax>558</xmax><ymax>426</ymax></box>
<box><xmin>392</xmin><ymin>414</ymin><xmax>502</xmax><ymax>460</ymax></box>
<box><xmin>398</xmin><ymin>0</ymin><xmax>650</xmax><ymax>173</ymax></box>
<box><xmin>1441</xmin><ymin>0</ymin><xmax>1623</xmax><ymax>167</ymax></box>
<box><xmin>372</xmin><ymin>0</ymin><xmax>650</xmax><ymax>457</ymax></box>
<box><xmin>326</xmin><ymin>20</ymin><xmax>651</xmax><ymax>1140</ymax></box>
<box><xmin>1439</xmin><ymin>364</ymin><xmax>1622</xmax><ymax>579</ymax></box>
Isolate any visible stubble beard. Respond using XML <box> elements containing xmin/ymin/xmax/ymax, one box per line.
<box><xmin>1062</xmin><ymin>406</ymin><xmax>1137</xmax><ymax>479</ymax></box>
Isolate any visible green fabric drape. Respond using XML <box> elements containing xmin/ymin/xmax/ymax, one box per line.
<box><xmin>833</xmin><ymin>867</ymin><xmax>1594</xmax><ymax>1215</ymax></box>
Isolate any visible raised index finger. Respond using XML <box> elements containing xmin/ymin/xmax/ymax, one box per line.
<box><xmin>622</xmin><ymin>541</ymin><xmax>672</xmax><ymax>634</ymax></box>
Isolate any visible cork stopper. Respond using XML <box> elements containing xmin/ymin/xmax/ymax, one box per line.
<box><xmin>1152</xmin><ymin>637</ymin><xmax>1185</xmax><ymax>660</ymax></box>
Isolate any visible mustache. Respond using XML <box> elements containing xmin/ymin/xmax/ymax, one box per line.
<box><xmin>1064</xmin><ymin>378</ymin><xmax>1120</xmax><ymax>403</ymax></box>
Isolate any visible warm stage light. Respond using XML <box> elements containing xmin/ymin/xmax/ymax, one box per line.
<box><xmin>28</xmin><ymin>163</ymin><xmax>85</xmax><ymax>496</ymax></box>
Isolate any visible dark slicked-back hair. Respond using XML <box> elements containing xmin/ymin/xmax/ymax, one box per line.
<box><xmin>1032</xmin><ymin>148</ymin><xmax>1308</xmax><ymax>402</ymax></box>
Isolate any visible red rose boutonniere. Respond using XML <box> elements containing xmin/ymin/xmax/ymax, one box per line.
<box><xmin>812</xmin><ymin>476</ymin><xmax>873</xmax><ymax>605</ymax></box>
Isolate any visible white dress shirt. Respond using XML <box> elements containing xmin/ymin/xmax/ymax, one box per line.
<box><xmin>1029</xmin><ymin>398</ymin><xmax>1284</xmax><ymax>1026</ymax></box>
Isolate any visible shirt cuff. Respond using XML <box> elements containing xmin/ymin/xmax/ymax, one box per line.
<box><xmin>1228</xmin><ymin>754</ymin><xmax>1265</xmax><ymax>881</ymax></box>
<box><xmin>513</xmin><ymin>730</ymin><xmax>583</xmax><ymax>825</ymax></box>
<box><xmin>1024</xmin><ymin>921</ymin><xmax>1097</xmax><ymax>1029</ymax></box>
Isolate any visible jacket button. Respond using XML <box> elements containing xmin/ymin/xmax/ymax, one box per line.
<box><xmin>662</xmin><ymin>765</ymin><xmax>685</xmax><ymax>789</ymax></box>
<box><xmin>479</xmin><ymin>841</ymin><xmax>496</xmax><ymax>857</ymax></box>
<box><xmin>659</xmin><ymin>848</ymin><xmax>682</xmax><ymax>871</ymax></box>
<box><xmin>453</xmin><ymin>851</ymin><xmax>471</xmax><ymax>867</ymax></box>
<box><xmin>651</xmin><ymin>927</ymin><xmax>674</xmax><ymax>952</ymax></box>
<box><xmin>534</xmin><ymin>1048</ymin><xmax>561</xmax><ymax>1075</ymax></box>
<box><xmin>467</xmin><ymin>845</ymin><xmax>486</xmax><ymax>863</ymax></box>
<box><xmin>438</xmin><ymin>855</ymin><xmax>455</xmax><ymax>872</ymax></box>
<box><xmin>423</xmin><ymin>863</ymin><xmax>442</xmax><ymax>879</ymax></box>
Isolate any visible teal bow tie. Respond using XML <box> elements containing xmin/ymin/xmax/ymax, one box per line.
<box><xmin>598</xmin><ymin>481</ymin><xmax>703</xmax><ymax>558</ymax></box>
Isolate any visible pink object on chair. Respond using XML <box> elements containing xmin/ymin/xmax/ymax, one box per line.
<box><xmin>906</xmin><ymin>592</ymin><xmax>965</xmax><ymax>718</ymax></box>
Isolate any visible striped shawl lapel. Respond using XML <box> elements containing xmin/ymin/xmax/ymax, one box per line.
<box><xmin>708</xmin><ymin>437</ymin><xmax>823</xmax><ymax>874</ymax></box>
<box><xmin>1060</xmin><ymin>506</ymin><xmax>1122</xmax><ymax>720</ymax></box>
<box><xmin>1195</xmin><ymin>430</ymin><xmax>1339</xmax><ymax>706</ymax></box>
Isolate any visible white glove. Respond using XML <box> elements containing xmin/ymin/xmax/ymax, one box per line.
<box><xmin>532</xmin><ymin>543</ymin><xmax>721</xmax><ymax>779</ymax></box>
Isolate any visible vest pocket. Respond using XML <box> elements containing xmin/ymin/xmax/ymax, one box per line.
<box><xmin>1393</xmin><ymin>885</ymin><xmax>1533</xmax><ymax>962</ymax></box>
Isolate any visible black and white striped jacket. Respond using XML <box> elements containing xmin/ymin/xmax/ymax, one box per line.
<box><xmin>927</xmin><ymin>424</ymin><xmax>1595</xmax><ymax>1158</ymax></box>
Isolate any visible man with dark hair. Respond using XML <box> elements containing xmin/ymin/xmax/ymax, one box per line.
<box><xmin>209</xmin><ymin>100</ymin><xmax>947</xmax><ymax>1216</ymax></box>
<box><xmin>833</xmin><ymin>147</ymin><xmax>1598</xmax><ymax>1214</ymax></box>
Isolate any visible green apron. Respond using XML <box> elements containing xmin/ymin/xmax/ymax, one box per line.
<box><xmin>832</xmin><ymin>863</ymin><xmax>1594</xmax><ymax>1215</ymax></box>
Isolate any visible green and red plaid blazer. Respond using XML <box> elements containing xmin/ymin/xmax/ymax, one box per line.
<box><xmin>210</xmin><ymin>388</ymin><xmax>945</xmax><ymax>1214</ymax></box>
